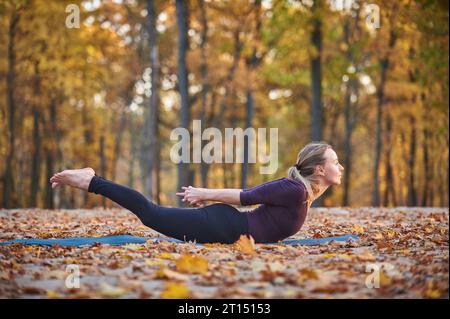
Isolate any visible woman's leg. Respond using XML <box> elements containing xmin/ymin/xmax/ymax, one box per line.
<box><xmin>88</xmin><ymin>175</ymin><xmax>248</xmax><ymax>243</ymax></box>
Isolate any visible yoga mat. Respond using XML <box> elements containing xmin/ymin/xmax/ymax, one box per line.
<box><xmin>0</xmin><ymin>234</ymin><xmax>359</xmax><ymax>247</ymax></box>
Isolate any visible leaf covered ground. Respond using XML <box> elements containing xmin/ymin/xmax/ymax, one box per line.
<box><xmin>0</xmin><ymin>207</ymin><xmax>448</xmax><ymax>299</ymax></box>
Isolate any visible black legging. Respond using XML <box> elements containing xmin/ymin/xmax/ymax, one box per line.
<box><xmin>87</xmin><ymin>175</ymin><xmax>249</xmax><ymax>244</ymax></box>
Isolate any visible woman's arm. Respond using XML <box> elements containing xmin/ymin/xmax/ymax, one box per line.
<box><xmin>176</xmin><ymin>186</ymin><xmax>242</xmax><ymax>206</ymax></box>
<box><xmin>204</xmin><ymin>188</ymin><xmax>242</xmax><ymax>205</ymax></box>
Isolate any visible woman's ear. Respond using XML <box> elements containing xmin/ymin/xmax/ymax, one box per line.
<box><xmin>314</xmin><ymin>165</ymin><xmax>325</xmax><ymax>176</ymax></box>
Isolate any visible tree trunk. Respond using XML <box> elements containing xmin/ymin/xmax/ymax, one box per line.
<box><xmin>310</xmin><ymin>0</ymin><xmax>323</xmax><ymax>207</ymax></box>
<box><xmin>199</xmin><ymin>0</ymin><xmax>209</xmax><ymax>188</ymax></box>
<box><xmin>383</xmin><ymin>115</ymin><xmax>397</xmax><ymax>206</ymax></box>
<box><xmin>42</xmin><ymin>96</ymin><xmax>62</xmax><ymax>209</ymax></box>
<box><xmin>146</xmin><ymin>0</ymin><xmax>161</xmax><ymax>203</ymax></box>
<box><xmin>242</xmin><ymin>89</ymin><xmax>254</xmax><ymax>190</ymax></box>
<box><xmin>372</xmin><ymin>27</ymin><xmax>397</xmax><ymax>206</ymax></box>
<box><xmin>3</xmin><ymin>7</ymin><xmax>20</xmax><ymax>208</ymax></box>
<box><xmin>51</xmin><ymin>94</ymin><xmax>66</xmax><ymax>208</ymax></box>
<box><xmin>29</xmin><ymin>61</ymin><xmax>42</xmax><ymax>207</ymax></box>
<box><xmin>310</xmin><ymin>0</ymin><xmax>323</xmax><ymax>143</ymax></box>
<box><xmin>128</xmin><ymin>114</ymin><xmax>139</xmax><ymax>189</ymax></box>
<box><xmin>176</xmin><ymin>0</ymin><xmax>190</xmax><ymax>206</ymax></box>
<box><xmin>341</xmin><ymin>17</ymin><xmax>358</xmax><ymax>207</ymax></box>
<box><xmin>241</xmin><ymin>0</ymin><xmax>261</xmax><ymax>190</ymax></box>
<box><xmin>99</xmin><ymin>135</ymin><xmax>106</xmax><ymax>208</ymax></box>
<box><xmin>44</xmin><ymin>153</ymin><xmax>54</xmax><ymax>209</ymax></box>
<box><xmin>421</xmin><ymin>125</ymin><xmax>430</xmax><ymax>206</ymax></box>
<box><xmin>342</xmin><ymin>93</ymin><xmax>353</xmax><ymax>206</ymax></box>
<box><xmin>213</xmin><ymin>28</ymin><xmax>243</xmax><ymax>129</ymax></box>
<box><xmin>30</xmin><ymin>108</ymin><xmax>41</xmax><ymax>207</ymax></box>
<box><xmin>404</xmin><ymin>116</ymin><xmax>416</xmax><ymax>206</ymax></box>
<box><xmin>111</xmin><ymin>106</ymin><xmax>129</xmax><ymax>182</ymax></box>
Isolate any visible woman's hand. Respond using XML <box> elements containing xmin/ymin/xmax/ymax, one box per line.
<box><xmin>176</xmin><ymin>186</ymin><xmax>208</xmax><ymax>208</ymax></box>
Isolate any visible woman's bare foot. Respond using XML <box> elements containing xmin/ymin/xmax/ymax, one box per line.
<box><xmin>49</xmin><ymin>167</ymin><xmax>95</xmax><ymax>191</ymax></box>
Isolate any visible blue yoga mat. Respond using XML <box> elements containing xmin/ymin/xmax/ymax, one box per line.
<box><xmin>0</xmin><ymin>234</ymin><xmax>359</xmax><ymax>247</ymax></box>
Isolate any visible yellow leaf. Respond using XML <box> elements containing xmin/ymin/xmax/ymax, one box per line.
<box><xmin>379</xmin><ymin>271</ymin><xmax>392</xmax><ymax>286</ymax></box>
<box><xmin>424</xmin><ymin>282</ymin><xmax>441</xmax><ymax>298</ymax></box>
<box><xmin>175</xmin><ymin>255</ymin><xmax>208</xmax><ymax>275</ymax></box>
<box><xmin>98</xmin><ymin>282</ymin><xmax>128</xmax><ymax>298</ymax></box>
<box><xmin>234</xmin><ymin>235</ymin><xmax>256</xmax><ymax>255</ymax></box>
<box><xmin>63</xmin><ymin>258</ymin><xmax>81</xmax><ymax>264</ymax></box>
<box><xmin>352</xmin><ymin>224</ymin><xmax>365</xmax><ymax>234</ymax></box>
<box><xmin>160</xmin><ymin>282</ymin><xmax>190</xmax><ymax>299</ymax></box>
<box><xmin>46</xmin><ymin>290</ymin><xmax>61</xmax><ymax>299</ymax></box>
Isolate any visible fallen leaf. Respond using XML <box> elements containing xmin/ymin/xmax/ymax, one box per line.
<box><xmin>352</xmin><ymin>224</ymin><xmax>365</xmax><ymax>234</ymax></box>
<box><xmin>175</xmin><ymin>254</ymin><xmax>209</xmax><ymax>274</ymax></box>
<box><xmin>98</xmin><ymin>282</ymin><xmax>128</xmax><ymax>298</ymax></box>
<box><xmin>234</xmin><ymin>235</ymin><xmax>256</xmax><ymax>255</ymax></box>
<box><xmin>46</xmin><ymin>290</ymin><xmax>61</xmax><ymax>299</ymax></box>
<box><xmin>160</xmin><ymin>282</ymin><xmax>190</xmax><ymax>299</ymax></box>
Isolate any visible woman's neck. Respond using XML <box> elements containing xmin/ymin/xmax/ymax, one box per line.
<box><xmin>312</xmin><ymin>179</ymin><xmax>330</xmax><ymax>202</ymax></box>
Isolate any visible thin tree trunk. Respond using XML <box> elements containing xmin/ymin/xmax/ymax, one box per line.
<box><xmin>140</xmin><ymin>0</ymin><xmax>161</xmax><ymax>203</ymax></box>
<box><xmin>29</xmin><ymin>61</ymin><xmax>42</xmax><ymax>207</ymax></box>
<box><xmin>42</xmin><ymin>97</ymin><xmax>62</xmax><ymax>209</ymax></box>
<box><xmin>44</xmin><ymin>153</ymin><xmax>54</xmax><ymax>209</ymax></box>
<box><xmin>372</xmin><ymin>26</ymin><xmax>397</xmax><ymax>206</ymax></box>
<box><xmin>341</xmin><ymin>15</ymin><xmax>360</xmax><ymax>207</ymax></box>
<box><xmin>176</xmin><ymin>0</ymin><xmax>190</xmax><ymax>206</ymax></box>
<box><xmin>99</xmin><ymin>135</ymin><xmax>106</xmax><ymax>208</ymax></box>
<box><xmin>242</xmin><ymin>89</ymin><xmax>254</xmax><ymax>190</ymax></box>
<box><xmin>421</xmin><ymin>125</ymin><xmax>431</xmax><ymax>206</ymax></box>
<box><xmin>383</xmin><ymin>115</ymin><xmax>397</xmax><ymax>206</ymax></box>
<box><xmin>111</xmin><ymin>105</ymin><xmax>129</xmax><ymax>182</ymax></box>
<box><xmin>30</xmin><ymin>108</ymin><xmax>41</xmax><ymax>207</ymax></box>
<box><xmin>128</xmin><ymin>114</ymin><xmax>139</xmax><ymax>189</ymax></box>
<box><xmin>242</xmin><ymin>0</ymin><xmax>261</xmax><ymax>190</ymax></box>
<box><xmin>405</xmin><ymin>115</ymin><xmax>417</xmax><ymax>206</ymax></box>
<box><xmin>310</xmin><ymin>0</ymin><xmax>323</xmax><ymax>143</ymax></box>
<box><xmin>3</xmin><ymin>7</ymin><xmax>20</xmax><ymax>208</ymax></box>
<box><xmin>310</xmin><ymin>0</ymin><xmax>323</xmax><ymax>207</ymax></box>
<box><xmin>213</xmin><ymin>28</ymin><xmax>243</xmax><ymax>129</ymax></box>
<box><xmin>199</xmin><ymin>0</ymin><xmax>209</xmax><ymax>188</ymax></box>
<box><xmin>51</xmin><ymin>93</ymin><xmax>66</xmax><ymax>208</ymax></box>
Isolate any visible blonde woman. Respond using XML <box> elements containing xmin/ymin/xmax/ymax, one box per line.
<box><xmin>49</xmin><ymin>141</ymin><xmax>344</xmax><ymax>244</ymax></box>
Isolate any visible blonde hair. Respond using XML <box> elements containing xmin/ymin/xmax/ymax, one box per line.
<box><xmin>287</xmin><ymin>141</ymin><xmax>332</xmax><ymax>207</ymax></box>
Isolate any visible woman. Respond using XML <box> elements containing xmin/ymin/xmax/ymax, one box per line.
<box><xmin>49</xmin><ymin>141</ymin><xmax>344</xmax><ymax>244</ymax></box>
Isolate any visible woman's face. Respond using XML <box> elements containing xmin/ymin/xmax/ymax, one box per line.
<box><xmin>321</xmin><ymin>148</ymin><xmax>344</xmax><ymax>185</ymax></box>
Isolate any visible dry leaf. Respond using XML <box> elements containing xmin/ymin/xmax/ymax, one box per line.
<box><xmin>98</xmin><ymin>282</ymin><xmax>128</xmax><ymax>298</ymax></box>
<box><xmin>352</xmin><ymin>224</ymin><xmax>365</xmax><ymax>234</ymax></box>
<box><xmin>234</xmin><ymin>235</ymin><xmax>256</xmax><ymax>255</ymax></box>
<box><xmin>175</xmin><ymin>254</ymin><xmax>209</xmax><ymax>274</ymax></box>
<box><xmin>160</xmin><ymin>282</ymin><xmax>190</xmax><ymax>299</ymax></box>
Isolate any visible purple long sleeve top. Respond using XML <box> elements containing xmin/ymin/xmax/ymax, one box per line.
<box><xmin>240</xmin><ymin>177</ymin><xmax>308</xmax><ymax>243</ymax></box>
